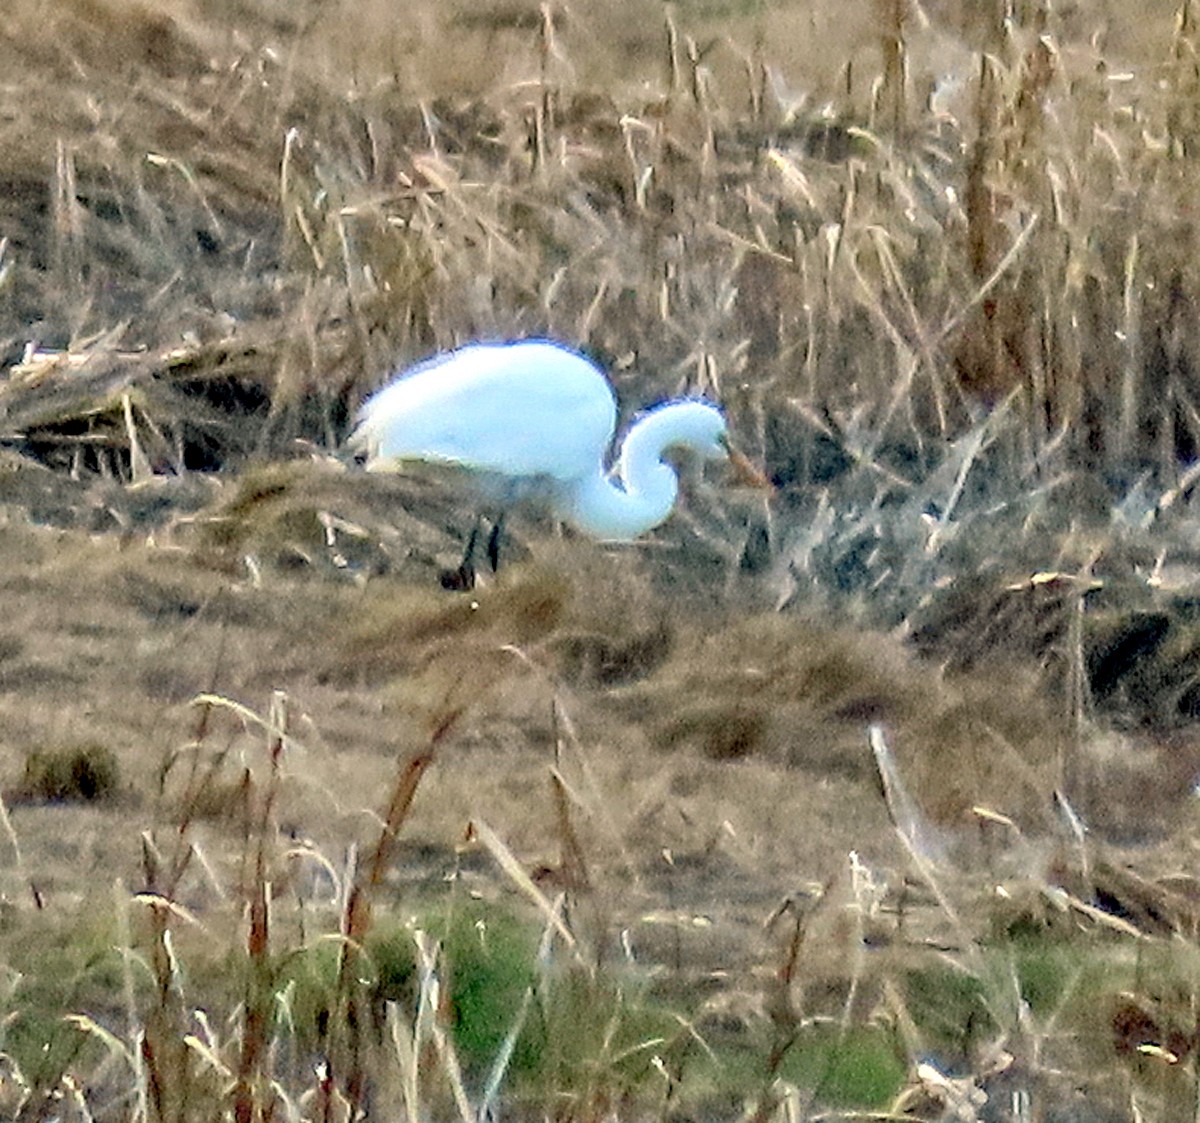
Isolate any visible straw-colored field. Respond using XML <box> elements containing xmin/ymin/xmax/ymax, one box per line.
<box><xmin>5</xmin><ymin>0</ymin><xmax>1200</xmax><ymax>1120</ymax></box>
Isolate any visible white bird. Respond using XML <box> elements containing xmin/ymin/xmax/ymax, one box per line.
<box><xmin>350</xmin><ymin>339</ymin><xmax>764</xmax><ymax>546</ymax></box>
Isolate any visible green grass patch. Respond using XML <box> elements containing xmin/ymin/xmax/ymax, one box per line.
<box><xmin>778</xmin><ymin>1023</ymin><xmax>907</xmax><ymax>1109</ymax></box>
<box><xmin>0</xmin><ymin>906</ymin><xmax>129</xmax><ymax>1088</ymax></box>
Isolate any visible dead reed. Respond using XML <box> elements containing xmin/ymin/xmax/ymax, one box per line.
<box><xmin>5</xmin><ymin>0</ymin><xmax>1200</xmax><ymax>1119</ymax></box>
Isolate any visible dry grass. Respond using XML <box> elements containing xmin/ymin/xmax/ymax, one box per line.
<box><xmin>3</xmin><ymin>0</ymin><xmax>1200</xmax><ymax>1120</ymax></box>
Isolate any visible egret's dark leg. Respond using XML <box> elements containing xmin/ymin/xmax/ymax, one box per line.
<box><xmin>486</xmin><ymin>513</ymin><xmax>507</xmax><ymax>573</ymax></box>
<box><xmin>440</xmin><ymin>521</ymin><xmax>480</xmax><ymax>591</ymax></box>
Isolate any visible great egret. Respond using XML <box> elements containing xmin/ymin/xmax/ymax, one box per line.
<box><xmin>350</xmin><ymin>339</ymin><xmax>763</xmax><ymax>568</ymax></box>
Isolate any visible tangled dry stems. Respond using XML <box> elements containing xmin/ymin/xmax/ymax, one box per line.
<box><xmin>4</xmin><ymin>0</ymin><xmax>1200</xmax><ymax>1120</ymax></box>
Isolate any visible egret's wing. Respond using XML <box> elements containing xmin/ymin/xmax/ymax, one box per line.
<box><xmin>351</xmin><ymin>341</ymin><xmax>617</xmax><ymax>482</ymax></box>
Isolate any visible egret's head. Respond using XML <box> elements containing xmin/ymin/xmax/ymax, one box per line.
<box><xmin>619</xmin><ymin>397</ymin><xmax>771</xmax><ymax>494</ymax></box>
<box><xmin>656</xmin><ymin>401</ymin><xmax>771</xmax><ymax>486</ymax></box>
<box><xmin>655</xmin><ymin>400</ymin><xmax>729</xmax><ymax>460</ymax></box>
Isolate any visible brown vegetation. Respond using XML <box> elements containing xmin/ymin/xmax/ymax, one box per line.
<box><xmin>4</xmin><ymin>0</ymin><xmax>1200</xmax><ymax>1119</ymax></box>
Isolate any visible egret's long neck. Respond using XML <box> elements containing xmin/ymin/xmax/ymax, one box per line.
<box><xmin>564</xmin><ymin>410</ymin><xmax>686</xmax><ymax>541</ymax></box>
<box><xmin>617</xmin><ymin>407</ymin><xmax>695</xmax><ymax>486</ymax></box>
<box><xmin>567</xmin><ymin>467</ymin><xmax>677</xmax><ymax>541</ymax></box>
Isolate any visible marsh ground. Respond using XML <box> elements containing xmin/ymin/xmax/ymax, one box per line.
<box><xmin>4</xmin><ymin>1</ymin><xmax>1200</xmax><ymax>1120</ymax></box>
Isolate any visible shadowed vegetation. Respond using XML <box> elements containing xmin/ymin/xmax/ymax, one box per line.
<box><xmin>2</xmin><ymin>0</ymin><xmax>1200</xmax><ymax>1120</ymax></box>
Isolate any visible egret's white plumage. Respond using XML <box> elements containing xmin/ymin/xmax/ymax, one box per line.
<box><xmin>350</xmin><ymin>339</ymin><xmax>733</xmax><ymax>541</ymax></box>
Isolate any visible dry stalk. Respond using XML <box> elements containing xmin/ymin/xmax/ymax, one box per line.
<box><xmin>749</xmin><ymin>889</ymin><xmax>818</xmax><ymax>1123</ymax></box>
<box><xmin>875</xmin><ymin>0</ymin><xmax>909</xmax><ymax>136</ymax></box>
<box><xmin>231</xmin><ymin>691</ymin><xmax>290</xmax><ymax>1123</ymax></box>
<box><xmin>326</xmin><ymin>736</ymin><xmax>438</xmax><ymax>1114</ymax></box>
